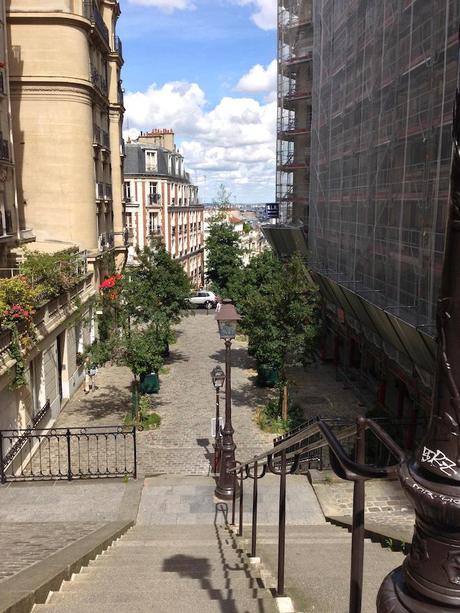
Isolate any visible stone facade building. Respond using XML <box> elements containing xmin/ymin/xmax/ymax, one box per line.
<box><xmin>7</xmin><ymin>0</ymin><xmax>125</xmax><ymax>272</ymax></box>
<box><xmin>124</xmin><ymin>130</ymin><xmax>204</xmax><ymax>287</ymax></box>
<box><xmin>0</xmin><ymin>0</ymin><xmax>125</xmax><ymax>435</ymax></box>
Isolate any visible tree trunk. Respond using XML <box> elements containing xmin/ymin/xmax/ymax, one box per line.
<box><xmin>282</xmin><ymin>383</ymin><xmax>288</xmax><ymax>421</ymax></box>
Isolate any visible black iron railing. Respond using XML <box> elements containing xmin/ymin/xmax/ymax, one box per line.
<box><xmin>229</xmin><ymin>416</ymin><xmax>419</xmax><ymax>612</ymax></box>
<box><xmin>0</xmin><ymin>424</ymin><xmax>136</xmax><ymax>482</ymax></box>
<box><xmin>83</xmin><ymin>0</ymin><xmax>109</xmax><ymax>45</ymax></box>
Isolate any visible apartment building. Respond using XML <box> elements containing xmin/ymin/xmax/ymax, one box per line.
<box><xmin>0</xmin><ymin>0</ymin><xmax>125</xmax><ymax>434</ymax></box>
<box><xmin>307</xmin><ymin>0</ymin><xmax>459</xmax><ymax>434</ymax></box>
<box><xmin>0</xmin><ymin>0</ymin><xmax>18</xmax><ymax>268</ymax></box>
<box><xmin>7</xmin><ymin>0</ymin><xmax>125</xmax><ymax>272</ymax></box>
<box><xmin>124</xmin><ymin>130</ymin><xmax>205</xmax><ymax>287</ymax></box>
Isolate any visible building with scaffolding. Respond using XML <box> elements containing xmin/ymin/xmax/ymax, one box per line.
<box><xmin>263</xmin><ymin>0</ymin><xmax>312</xmax><ymax>259</ymax></box>
<box><xmin>308</xmin><ymin>1</ymin><xmax>459</xmax><ymax>431</ymax></box>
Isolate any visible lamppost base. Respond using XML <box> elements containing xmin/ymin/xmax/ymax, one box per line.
<box><xmin>377</xmin><ymin>567</ymin><xmax>457</xmax><ymax>612</ymax></box>
<box><xmin>214</xmin><ymin>482</ymin><xmax>240</xmax><ymax>500</ymax></box>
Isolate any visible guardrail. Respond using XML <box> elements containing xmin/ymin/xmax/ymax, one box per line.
<box><xmin>0</xmin><ymin>425</ymin><xmax>137</xmax><ymax>482</ymax></box>
<box><xmin>228</xmin><ymin>416</ymin><xmax>420</xmax><ymax>612</ymax></box>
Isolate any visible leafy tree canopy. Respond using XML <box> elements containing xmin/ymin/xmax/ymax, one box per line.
<box><xmin>212</xmin><ymin>183</ymin><xmax>233</xmax><ymax>208</ymax></box>
<box><xmin>205</xmin><ymin>220</ymin><xmax>243</xmax><ymax>296</ymax></box>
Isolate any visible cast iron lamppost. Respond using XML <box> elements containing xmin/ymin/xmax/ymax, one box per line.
<box><xmin>214</xmin><ymin>299</ymin><xmax>241</xmax><ymax>499</ymax></box>
<box><xmin>211</xmin><ymin>365</ymin><xmax>225</xmax><ymax>474</ymax></box>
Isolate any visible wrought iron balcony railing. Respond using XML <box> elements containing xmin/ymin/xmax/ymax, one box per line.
<box><xmin>82</xmin><ymin>0</ymin><xmax>109</xmax><ymax>45</ymax></box>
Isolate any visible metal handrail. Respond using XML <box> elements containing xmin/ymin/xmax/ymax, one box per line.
<box><xmin>229</xmin><ymin>415</ymin><xmax>412</xmax><ymax>611</ymax></box>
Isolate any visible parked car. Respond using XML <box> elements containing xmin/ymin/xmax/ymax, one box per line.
<box><xmin>188</xmin><ymin>290</ymin><xmax>218</xmax><ymax>310</ymax></box>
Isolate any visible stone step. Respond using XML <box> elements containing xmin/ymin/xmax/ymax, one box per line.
<box><xmin>33</xmin><ymin>596</ymin><xmax>276</xmax><ymax>613</ymax></box>
<box><xmin>49</xmin><ymin>584</ymin><xmax>270</xmax><ymax>602</ymax></box>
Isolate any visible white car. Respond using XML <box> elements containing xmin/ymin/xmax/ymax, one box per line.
<box><xmin>188</xmin><ymin>290</ymin><xmax>218</xmax><ymax>309</ymax></box>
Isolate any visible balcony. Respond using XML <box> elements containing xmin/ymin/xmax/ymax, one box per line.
<box><xmin>90</xmin><ymin>65</ymin><xmax>108</xmax><ymax>97</ymax></box>
<box><xmin>83</xmin><ymin>1</ymin><xmax>110</xmax><ymax>46</ymax></box>
<box><xmin>149</xmin><ymin>193</ymin><xmax>161</xmax><ymax>205</ymax></box>
<box><xmin>113</xmin><ymin>35</ymin><xmax>123</xmax><ymax>59</ymax></box>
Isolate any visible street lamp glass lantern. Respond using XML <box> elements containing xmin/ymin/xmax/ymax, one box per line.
<box><xmin>211</xmin><ymin>365</ymin><xmax>225</xmax><ymax>389</ymax></box>
<box><xmin>215</xmin><ymin>300</ymin><xmax>242</xmax><ymax>340</ymax></box>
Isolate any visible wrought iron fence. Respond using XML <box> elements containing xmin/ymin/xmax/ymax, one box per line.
<box><xmin>0</xmin><ymin>425</ymin><xmax>136</xmax><ymax>482</ymax></box>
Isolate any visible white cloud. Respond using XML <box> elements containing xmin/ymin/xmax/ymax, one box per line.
<box><xmin>123</xmin><ymin>80</ymin><xmax>276</xmax><ymax>202</ymax></box>
<box><xmin>127</xmin><ymin>0</ymin><xmax>195</xmax><ymax>12</ymax></box>
<box><xmin>234</xmin><ymin>0</ymin><xmax>277</xmax><ymax>30</ymax></box>
<box><xmin>236</xmin><ymin>59</ymin><xmax>277</xmax><ymax>94</ymax></box>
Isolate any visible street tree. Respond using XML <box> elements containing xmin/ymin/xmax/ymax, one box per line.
<box><xmin>205</xmin><ymin>218</ymin><xmax>243</xmax><ymax>296</ymax></box>
<box><xmin>232</xmin><ymin>251</ymin><xmax>320</xmax><ymax>419</ymax></box>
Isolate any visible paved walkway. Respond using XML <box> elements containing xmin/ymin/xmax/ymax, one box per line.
<box><xmin>136</xmin><ymin>311</ymin><xmax>274</xmax><ymax>476</ymax></box>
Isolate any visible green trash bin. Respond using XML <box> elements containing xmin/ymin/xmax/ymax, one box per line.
<box><xmin>140</xmin><ymin>371</ymin><xmax>160</xmax><ymax>394</ymax></box>
<box><xmin>256</xmin><ymin>364</ymin><xmax>279</xmax><ymax>388</ymax></box>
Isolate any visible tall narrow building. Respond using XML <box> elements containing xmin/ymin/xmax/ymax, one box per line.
<box><xmin>7</xmin><ymin>0</ymin><xmax>125</xmax><ymax>270</ymax></box>
<box><xmin>0</xmin><ymin>0</ymin><xmax>18</xmax><ymax>267</ymax></box>
<box><xmin>308</xmin><ymin>1</ymin><xmax>459</xmax><ymax>429</ymax></box>
<box><xmin>124</xmin><ymin>129</ymin><xmax>205</xmax><ymax>287</ymax></box>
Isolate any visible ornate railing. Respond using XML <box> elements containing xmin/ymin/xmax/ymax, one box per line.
<box><xmin>0</xmin><ymin>424</ymin><xmax>136</xmax><ymax>482</ymax></box>
<box><xmin>228</xmin><ymin>416</ymin><xmax>421</xmax><ymax>612</ymax></box>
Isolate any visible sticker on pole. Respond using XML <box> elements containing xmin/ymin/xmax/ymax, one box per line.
<box><xmin>211</xmin><ymin>417</ymin><xmax>224</xmax><ymax>437</ymax></box>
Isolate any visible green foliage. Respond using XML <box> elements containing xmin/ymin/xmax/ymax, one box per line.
<box><xmin>20</xmin><ymin>250</ymin><xmax>83</xmax><ymax>301</ymax></box>
<box><xmin>205</xmin><ymin>220</ymin><xmax>243</xmax><ymax>295</ymax></box>
<box><xmin>256</xmin><ymin>399</ymin><xmax>304</xmax><ymax>434</ymax></box>
<box><xmin>4</xmin><ymin>323</ymin><xmax>27</xmax><ymax>389</ymax></box>
<box><xmin>111</xmin><ymin>325</ymin><xmax>164</xmax><ymax>377</ymax></box>
<box><xmin>231</xmin><ymin>251</ymin><xmax>320</xmax><ymax>373</ymax></box>
<box><xmin>124</xmin><ymin>394</ymin><xmax>161</xmax><ymax>430</ymax></box>
<box><xmin>242</xmin><ymin>222</ymin><xmax>252</xmax><ymax>234</ymax></box>
<box><xmin>0</xmin><ymin>276</ymin><xmax>40</xmax><ymax>315</ymax></box>
<box><xmin>122</xmin><ymin>242</ymin><xmax>191</xmax><ymax>325</ymax></box>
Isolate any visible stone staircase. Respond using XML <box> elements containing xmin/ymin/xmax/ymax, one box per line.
<box><xmin>32</xmin><ymin>520</ymin><xmax>405</xmax><ymax>612</ymax></box>
<box><xmin>236</xmin><ymin>524</ymin><xmax>405</xmax><ymax>612</ymax></box>
<box><xmin>32</xmin><ymin>524</ymin><xmax>278</xmax><ymax>613</ymax></box>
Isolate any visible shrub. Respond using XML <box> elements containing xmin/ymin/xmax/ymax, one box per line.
<box><xmin>0</xmin><ymin>276</ymin><xmax>40</xmax><ymax>316</ymax></box>
<box><xmin>20</xmin><ymin>250</ymin><xmax>82</xmax><ymax>300</ymax></box>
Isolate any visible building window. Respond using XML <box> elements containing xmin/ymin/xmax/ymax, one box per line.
<box><xmin>124</xmin><ymin>182</ymin><xmax>131</xmax><ymax>201</ymax></box>
<box><xmin>145</xmin><ymin>150</ymin><xmax>157</xmax><ymax>172</ymax></box>
<box><xmin>126</xmin><ymin>212</ymin><xmax>133</xmax><ymax>229</ymax></box>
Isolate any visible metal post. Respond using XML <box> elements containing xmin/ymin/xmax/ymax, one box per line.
<box><xmin>133</xmin><ymin>426</ymin><xmax>137</xmax><ymax>479</ymax></box>
<box><xmin>66</xmin><ymin>428</ymin><xmax>72</xmax><ymax>481</ymax></box>
<box><xmin>349</xmin><ymin>419</ymin><xmax>365</xmax><ymax>613</ymax></box>
<box><xmin>231</xmin><ymin>468</ymin><xmax>236</xmax><ymax>526</ymax></box>
<box><xmin>239</xmin><ymin>466</ymin><xmax>244</xmax><ymax>537</ymax></box>
<box><xmin>214</xmin><ymin>388</ymin><xmax>221</xmax><ymax>473</ymax></box>
<box><xmin>0</xmin><ymin>431</ymin><xmax>5</xmax><ymax>484</ymax></box>
<box><xmin>251</xmin><ymin>459</ymin><xmax>258</xmax><ymax>558</ymax></box>
<box><xmin>215</xmin><ymin>339</ymin><xmax>238</xmax><ymax>499</ymax></box>
<box><xmin>277</xmin><ymin>449</ymin><xmax>287</xmax><ymax>596</ymax></box>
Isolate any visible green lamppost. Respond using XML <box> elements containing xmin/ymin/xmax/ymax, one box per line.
<box><xmin>211</xmin><ymin>365</ymin><xmax>225</xmax><ymax>473</ymax></box>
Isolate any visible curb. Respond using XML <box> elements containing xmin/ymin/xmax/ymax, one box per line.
<box><xmin>0</xmin><ymin>520</ymin><xmax>134</xmax><ymax>613</ymax></box>
<box><xmin>326</xmin><ymin>515</ymin><xmax>412</xmax><ymax>551</ymax></box>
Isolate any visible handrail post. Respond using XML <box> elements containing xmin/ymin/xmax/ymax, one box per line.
<box><xmin>239</xmin><ymin>466</ymin><xmax>244</xmax><ymax>537</ymax></box>
<box><xmin>231</xmin><ymin>468</ymin><xmax>237</xmax><ymax>526</ymax></box>
<box><xmin>349</xmin><ymin>419</ymin><xmax>365</xmax><ymax>613</ymax></box>
<box><xmin>0</xmin><ymin>431</ymin><xmax>5</xmax><ymax>484</ymax></box>
<box><xmin>251</xmin><ymin>459</ymin><xmax>258</xmax><ymax>558</ymax></box>
<box><xmin>133</xmin><ymin>426</ymin><xmax>137</xmax><ymax>479</ymax></box>
<box><xmin>277</xmin><ymin>449</ymin><xmax>287</xmax><ymax>596</ymax></box>
<box><xmin>66</xmin><ymin>428</ymin><xmax>72</xmax><ymax>481</ymax></box>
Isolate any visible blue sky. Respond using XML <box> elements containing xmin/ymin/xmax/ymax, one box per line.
<box><xmin>119</xmin><ymin>0</ymin><xmax>277</xmax><ymax>203</ymax></box>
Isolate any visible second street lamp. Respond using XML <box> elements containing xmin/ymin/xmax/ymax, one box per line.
<box><xmin>214</xmin><ymin>299</ymin><xmax>241</xmax><ymax>499</ymax></box>
<box><xmin>211</xmin><ymin>365</ymin><xmax>225</xmax><ymax>474</ymax></box>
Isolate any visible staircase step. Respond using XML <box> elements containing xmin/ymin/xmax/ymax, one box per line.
<box><xmin>33</xmin><ymin>597</ymin><xmax>276</xmax><ymax>613</ymax></box>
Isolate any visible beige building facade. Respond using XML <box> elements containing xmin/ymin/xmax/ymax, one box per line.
<box><xmin>0</xmin><ymin>1</ymin><xmax>125</xmax><ymax>435</ymax></box>
<box><xmin>7</xmin><ymin>0</ymin><xmax>125</xmax><ymax>272</ymax></box>
<box><xmin>125</xmin><ymin>130</ymin><xmax>205</xmax><ymax>287</ymax></box>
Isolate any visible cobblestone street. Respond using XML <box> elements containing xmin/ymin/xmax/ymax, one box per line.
<box><xmin>137</xmin><ymin>310</ymin><xmax>274</xmax><ymax>475</ymax></box>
